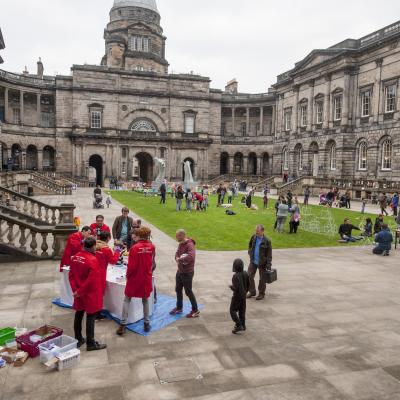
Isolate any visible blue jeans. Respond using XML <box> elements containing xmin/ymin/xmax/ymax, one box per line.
<box><xmin>176</xmin><ymin>199</ymin><xmax>182</xmax><ymax>211</ymax></box>
<box><xmin>186</xmin><ymin>200</ymin><xmax>191</xmax><ymax>210</ymax></box>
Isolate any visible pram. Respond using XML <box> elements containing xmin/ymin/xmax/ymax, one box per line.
<box><xmin>93</xmin><ymin>193</ymin><xmax>105</xmax><ymax>209</ymax></box>
<box><xmin>338</xmin><ymin>195</ymin><xmax>347</xmax><ymax>208</ymax></box>
<box><xmin>319</xmin><ymin>193</ymin><xmax>328</xmax><ymax>206</ymax></box>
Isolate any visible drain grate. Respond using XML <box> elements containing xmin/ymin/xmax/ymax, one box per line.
<box><xmin>154</xmin><ymin>358</ymin><xmax>203</xmax><ymax>384</ymax></box>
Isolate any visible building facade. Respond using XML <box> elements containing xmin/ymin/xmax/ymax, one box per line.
<box><xmin>0</xmin><ymin>1</ymin><xmax>399</xmax><ymax>187</ymax></box>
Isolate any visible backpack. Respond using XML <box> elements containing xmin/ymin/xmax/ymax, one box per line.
<box><xmin>226</xmin><ymin>210</ymin><xmax>236</xmax><ymax>216</ymax></box>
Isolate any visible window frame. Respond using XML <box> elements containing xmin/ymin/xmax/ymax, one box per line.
<box><xmin>282</xmin><ymin>148</ymin><xmax>289</xmax><ymax>171</ymax></box>
<box><xmin>358</xmin><ymin>141</ymin><xmax>368</xmax><ymax>171</ymax></box>
<box><xmin>240</xmin><ymin>122</ymin><xmax>247</xmax><ymax>136</ymax></box>
<box><xmin>315</xmin><ymin>100</ymin><xmax>324</xmax><ymax>124</ymax></box>
<box><xmin>284</xmin><ymin>109</ymin><xmax>292</xmax><ymax>132</ymax></box>
<box><xmin>329</xmin><ymin>144</ymin><xmax>337</xmax><ymax>171</ymax></box>
<box><xmin>300</xmin><ymin>104</ymin><xmax>308</xmax><ymax>127</ymax></box>
<box><xmin>130</xmin><ymin>35</ymin><xmax>150</xmax><ymax>53</ymax></box>
<box><xmin>384</xmin><ymin>84</ymin><xmax>396</xmax><ymax>113</ymax></box>
<box><xmin>297</xmin><ymin>147</ymin><xmax>303</xmax><ymax>171</ymax></box>
<box><xmin>184</xmin><ymin>113</ymin><xmax>196</xmax><ymax>135</ymax></box>
<box><xmin>90</xmin><ymin>110</ymin><xmax>102</xmax><ymax>129</ymax></box>
<box><xmin>360</xmin><ymin>89</ymin><xmax>371</xmax><ymax>117</ymax></box>
<box><xmin>333</xmin><ymin>95</ymin><xmax>342</xmax><ymax>121</ymax></box>
<box><xmin>381</xmin><ymin>139</ymin><xmax>392</xmax><ymax>171</ymax></box>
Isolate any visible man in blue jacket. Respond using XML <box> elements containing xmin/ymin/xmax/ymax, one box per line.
<box><xmin>373</xmin><ymin>224</ymin><xmax>393</xmax><ymax>256</ymax></box>
<box><xmin>392</xmin><ymin>192</ymin><xmax>399</xmax><ymax>217</ymax></box>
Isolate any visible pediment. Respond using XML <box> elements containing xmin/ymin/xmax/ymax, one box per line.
<box><xmin>294</xmin><ymin>50</ymin><xmax>342</xmax><ymax>72</ymax></box>
<box><xmin>127</xmin><ymin>22</ymin><xmax>159</xmax><ymax>36</ymax></box>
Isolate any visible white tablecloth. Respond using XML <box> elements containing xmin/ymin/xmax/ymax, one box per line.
<box><xmin>59</xmin><ymin>265</ymin><xmax>154</xmax><ymax>324</ymax></box>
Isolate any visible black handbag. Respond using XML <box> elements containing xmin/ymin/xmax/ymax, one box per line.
<box><xmin>265</xmin><ymin>268</ymin><xmax>278</xmax><ymax>284</ymax></box>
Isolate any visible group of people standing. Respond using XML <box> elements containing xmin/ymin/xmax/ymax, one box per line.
<box><xmin>274</xmin><ymin>191</ymin><xmax>301</xmax><ymax>234</ymax></box>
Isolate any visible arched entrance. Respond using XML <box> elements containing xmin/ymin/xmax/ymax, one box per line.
<box><xmin>89</xmin><ymin>154</ymin><xmax>103</xmax><ymax>187</ymax></box>
<box><xmin>11</xmin><ymin>144</ymin><xmax>22</xmax><ymax>171</ymax></box>
<box><xmin>220</xmin><ymin>152</ymin><xmax>229</xmax><ymax>175</ymax></box>
<box><xmin>43</xmin><ymin>146</ymin><xmax>55</xmax><ymax>171</ymax></box>
<box><xmin>262</xmin><ymin>153</ymin><xmax>270</xmax><ymax>175</ymax></box>
<box><xmin>26</xmin><ymin>145</ymin><xmax>38</xmax><ymax>170</ymax></box>
<box><xmin>248</xmin><ymin>153</ymin><xmax>257</xmax><ymax>175</ymax></box>
<box><xmin>182</xmin><ymin>158</ymin><xmax>195</xmax><ymax>181</ymax></box>
<box><xmin>135</xmin><ymin>152</ymin><xmax>153</xmax><ymax>183</ymax></box>
<box><xmin>234</xmin><ymin>152</ymin><xmax>243</xmax><ymax>174</ymax></box>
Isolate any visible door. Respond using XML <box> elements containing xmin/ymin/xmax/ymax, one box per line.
<box><xmin>313</xmin><ymin>154</ymin><xmax>319</xmax><ymax>177</ymax></box>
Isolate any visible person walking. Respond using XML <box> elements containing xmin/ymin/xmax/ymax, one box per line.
<box><xmin>185</xmin><ymin>189</ymin><xmax>193</xmax><ymax>211</ymax></box>
<box><xmin>247</xmin><ymin>225</ymin><xmax>272</xmax><ymax>301</ymax></box>
<box><xmin>304</xmin><ymin>186</ymin><xmax>310</xmax><ymax>205</ymax></box>
<box><xmin>276</xmin><ymin>200</ymin><xmax>289</xmax><ymax>233</ymax></box>
<box><xmin>112</xmin><ymin>207</ymin><xmax>134</xmax><ymax>246</ymax></box>
<box><xmin>116</xmin><ymin>227</ymin><xmax>155</xmax><ymax>335</ymax></box>
<box><xmin>159</xmin><ymin>180</ymin><xmax>167</xmax><ymax>204</ymax></box>
<box><xmin>176</xmin><ymin>186</ymin><xmax>184</xmax><ymax>211</ymax></box>
<box><xmin>69</xmin><ymin>237</ymin><xmax>107</xmax><ymax>351</ymax></box>
<box><xmin>379</xmin><ymin>193</ymin><xmax>389</xmax><ymax>216</ymax></box>
<box><xmin>345</xmin><ymin>190</ymin><xmax>351</xmax><ymax>209</ymax></box>
<box><xmin>289</xmin><ymin>197</ymin><xmax>301</xmax><ymax>234</ymax></box>
<box><xmin>169</xmin><ymin>229</ymin><xmax>200</xmax><ymax>318</ymax></box>
<box><xmin>229</xmin><ymin>259</ymin><xmax>250</xmax><ymax>334</ymax></box>
<box><xmin>391</xmin><ymin>192</ymin><xmax>399</xmax><ymax>217</ymax></box>
<box><xmin>59</xmin><ymin>226</ymin><xmax>92</xmax><ymax>272</ymax></box>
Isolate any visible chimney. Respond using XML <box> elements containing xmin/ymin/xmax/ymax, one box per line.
<box><xmin>225</xmin><ymin>79</ymin><xmax>238</xmax><ymax>94</ymax></box>
<box><xmin>37</xmin><ymin>57</ymin><xmax>44</xmax><ymax>79</ymax></box>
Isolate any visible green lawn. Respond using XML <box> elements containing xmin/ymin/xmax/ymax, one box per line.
<box><xmin>110</xmin><ymin>191</ymin><xmax>395</xmax><ymax>251</ymax></box>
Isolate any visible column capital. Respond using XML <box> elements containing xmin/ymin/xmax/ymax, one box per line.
<box><xmin>375</xmin><ymin>57</ymin><xmax>383</xmax><ymax>67</ymax></box>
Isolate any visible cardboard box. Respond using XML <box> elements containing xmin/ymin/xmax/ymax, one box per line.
<box><xmin>14</xmin><ymin>351</ymin><xmax>29</xmax><ymax>367</ymax></box>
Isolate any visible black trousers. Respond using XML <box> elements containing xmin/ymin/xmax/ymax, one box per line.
<box><xmin>230</xmin><ymin>296</ymin><xmax>246</xmax><ymax>328</ymax></box>
<box><xmin>74</xmin><ymin>311</ymin><xmax>96</xmax><ymax>346</ymax></box>
<box><xmin>289</xmin><ymin>220</ymin><xmax>299</xmax><ymax>233</ymax></box>
<box><xmin>160</xmin><ymin>193</ymin><xmax>166</xmax><ymax>204</ymax></box>
<box><xmin>176</xmin><ymin>272</ymin><xmax>198</xmax><ymax>311</ymax></box>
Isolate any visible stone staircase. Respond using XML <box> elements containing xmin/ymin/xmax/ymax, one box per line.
<box><xmin>0</xmin><ymin>185</ymin><xmax>77</xmax><ymax>262</ymax></box>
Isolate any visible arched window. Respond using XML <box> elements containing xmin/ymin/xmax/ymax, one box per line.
<box><xmin>358</xmin><ymin>141</ymin><xmax>367</xmax><ymax>171</ymax></box>
<box><xmin>382</xmin><ymin>139</ymin><xmax>392</xmax><ymax>170</ymax></box>
<box><xmin>297</xmin><ymin>146</ymin><xmax>303</xmax><ymax>171</ymax></box>
<box><xmin>329</xmin><ymin>143</ymin><xmax>336</xmax><ymax>171</ymax></box>
<box><xmin>283</xmin><ymin>148</ymin><xmax>289</xmax><ymax>171</ymax></box>
<box><xmin>131</xmin><ymin>119</ymin><xmax>157</xmax><ymax>132</ymax></box>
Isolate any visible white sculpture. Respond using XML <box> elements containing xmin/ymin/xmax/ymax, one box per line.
<box><xmin>183</xmin><ymin>160</ymin><xmax>194</xmax><ymax>188</ymax></box>
<box><xmin>154</xmin><ymin>158</ymin><xmax>166</xmax><ymax>183</ymax></box>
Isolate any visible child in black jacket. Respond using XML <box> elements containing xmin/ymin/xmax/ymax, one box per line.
<box><xmin>229</xmin><ymin>259</ymin><xmax>250</xmax><ymax>334</ymax></box>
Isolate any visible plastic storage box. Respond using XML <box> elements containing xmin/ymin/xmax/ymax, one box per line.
<box><xmin>0</xmin><ymin>328</ymin><xmax>16</xmax><ymax>346</ymax></box>
<box><xmin>16</xmin><ymin>325</ymin><xmax>63</xmax><ymax>358</ymax></box>
<box><xmin>57</xmin><ymin>348</ymin><xmax>81</xmax><ymax>370</ymax></box>
<box><xmin>38</xmin><ymin>335</ymin><xmax>78</xmax><ymax>364</ymax></box>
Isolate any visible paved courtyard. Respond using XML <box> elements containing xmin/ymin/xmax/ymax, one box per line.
<box><xmin>1</xmin><ymin>189</ymin><xmax>400</xmax><ymax>400</ymax></box>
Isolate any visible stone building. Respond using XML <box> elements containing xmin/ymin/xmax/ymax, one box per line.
<box><xmin>0</xmin><ymin>1</ymin><xmax>399</xmax><ymax>188</ymax></box>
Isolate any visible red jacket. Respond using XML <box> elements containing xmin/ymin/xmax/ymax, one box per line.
<box><xmin>95</xmin><ymin>241</ymin><xmax>121</xmax><ymax>293</ymax></box>
<box><xmin>90</xmin><ymin>223</ymin><xmax>111</xmax><ymax>239</ymax></box>
<box><xmin>125</xmin><ymin>240</ymin><xmax>155</xmax><ymax>299</ymax></box>
<box><xmin>175</xmin><ymin>239</ymin><xmax>196</xmax><ymax>273</ymax></box>
<box><xmin>69</xmin><ymin>250</ymin><xmax>103</xmax><ymax>314</ymax></box>
<box><xmin>59</xmin><ymin>232</ymin><xmax>83</xmax><ymax>272</ymax></box>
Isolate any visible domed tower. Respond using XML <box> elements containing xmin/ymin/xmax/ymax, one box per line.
<box><xmin>102</xmin><ymin>0</ymin><xmax>169</xmax><ymax>73</ymax></box>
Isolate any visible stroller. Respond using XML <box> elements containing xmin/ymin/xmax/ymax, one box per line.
<box><xmin>338</xmin><ymin>195</ymin><xmax>347</xmax><ymax>208</ymax></box>
<box><xmin>319</xmin><ymin>193</ymin><xmax>328</xmax><ymax>206</ymax></box>
<box><xmin>93</xmin><ymin>193</ymin><xmax>105</xmax><ymax>209</ymax></box>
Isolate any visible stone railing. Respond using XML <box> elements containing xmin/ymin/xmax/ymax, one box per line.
<box><xmin>332</xmin><ymin>178</ymin><xmax>400</xmax><ymax>191</ymax></box>
<box><xmin>45</xmin><ymin>173</ymin><xmax>90</xmax><ymax>188</ymax></box>
<box><xmin>29</xmin><ymin>172</ymin><xmax>72</xmax><ymax>195</ymax></box>
<box><xmin>0</xmin><ymin>185</ymin><xmax>75</xmax><ymax>225</ymax></box>
<box><xmin>253</xmin><ymin>176</ymin><xmax>278</xmax><ymax>191</ymax></box>
<box><xmin>0</xmin><ymin>213</ymin><xmax>77</xmax><ymax>260</ymax></box>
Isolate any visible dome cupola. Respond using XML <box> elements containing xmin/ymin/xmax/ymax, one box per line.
<box><xmin>112</xmin><ymin>0</ymin><xmax>159</xmax><ymax>14</ymax></box>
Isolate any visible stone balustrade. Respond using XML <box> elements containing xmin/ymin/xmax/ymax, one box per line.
<box><xmin>29</xmin><ymin>172</ymin><xmax>72</xmax><ymax>195</ymax></box>
<box><xmin>0</xmin><ymin>213</ymin><xmax>77</xmax><ymax>259</ymax></box>
<box><xmin>0</xmin><ymin>185</ymin><xmax>75</xmax><ymax>225</ymax></box>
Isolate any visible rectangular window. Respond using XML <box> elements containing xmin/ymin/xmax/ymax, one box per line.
<box><xmin>221</xmin><ymin>122</ymin><xmax>226</xmax><ymax>136</ymax></box>
<box><xmin>185</xmin><ymin>115</ymin><xmax>195</xmax><ymax>134</ymax></box>
<box><xmin>316</xmin><ymin>101</ymin><xmax>323</xmax><ymax>124</ymax></box>
<box><xmin>41</xmin><ymin>112</ymin><xmax>51</xmax><ymax>127</ymax></box>
<box><xmin>122</xmin><ymin>161</ymin><xmax>127</xmax><ymax>175</ymax></box>
<box><xmin>91</xmin><ymin>110</ymin><xmax>102</xmax><ymax>129</ymax></box>
<box><xmin>334</xmin><ymin>96</ymin><xmax>342</xmax><ymax>120</ymax></box>
<box><xmin>284</xmin><ymin>110</ymin><xmax>292</xmax><ymax>131</ymax></box>
<box><xmin>143</xmin><ymin>37</ymin><xmax>149</xmax><ymax>52</ymax></box>
<box><xmin>300</xmin><ymin>105</ymin><xmax>307</xmax><ymax>127</ymax></box>
<box><xmin>130</xmin><ymin>36</ymin><xmax>150</xmax><ymax>52</ymax></box>
<box><xmin>121</xmin><ymin>148</ymin><xmax>127</xmax><ymax>158</ymax></box>
<box><xmin>13</xmin><ymin>108</ymin><xmax>20</xmax><ymax>124</ymax></box>
<box><xmin>385</xmin><ymin>85</ymin><xmax>396</xmax><ymax>113</ymax></box>
<box><xmin>240</xmin><ymin>122</ymin><xmax>246</xmax><ymax>136</ymax></box>
<box><xmin>361</xmin><ymin>90</ymin><xmax>371</xmax><ymax>117</ymax></box>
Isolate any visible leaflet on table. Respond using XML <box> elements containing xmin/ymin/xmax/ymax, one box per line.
<box><xmin>107</xmin><ymin>264</ymin><xmax>127</xmax><ymax>284</ymax></box>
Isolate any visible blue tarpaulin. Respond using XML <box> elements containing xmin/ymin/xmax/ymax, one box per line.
<box><xmin>52</xmin><ymin>294</ymin><xmax>203</xmax><ymax>337</ymax></box>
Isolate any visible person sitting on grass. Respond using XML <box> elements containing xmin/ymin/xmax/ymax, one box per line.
<box><xmin>373</xmin><ymin>223</ymin><xmax>393</xmax><ymax>256</ymax></box>
<box><xmin>338</xmin><ymin>218</ymin><xmax>361</xmax><ymax>242</ymax></box>
<box><xmin>229</xmin><ymin>259</ymin><xmax>250</xmax><ymax>335</ymax></box>
<box><xmin>374</xmin><ymin>214</ymin><xmax>385</xmax><ymax>234</ymax></box>
<box><xmin>362</xmin><ymin>218</ymin><xmax>373</xmax><ymax>237</ymax></box>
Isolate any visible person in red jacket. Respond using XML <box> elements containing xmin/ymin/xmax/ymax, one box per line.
<box><xmin>95</xmin><ymin>230</ymin><xmax>122</xmax><ymax>320</ymax></box>
<box><xmin>59</xmin><ymin>226</ymin><xmax>92</xmax><ymax>272</ymax></box>
<box><xmin>69</xmin><ymin>237</ymin><xmax>107</xmax><ymax>351</ymax></box>
<box><xmin>90</xmin><ymin>215</ymin><xmax>111</xmax><ymax>239</ymax></box>
<box><xmin>116</xmin><ymin>226</ymin><xmax>155</xmax><ymax>335</ymax></box>
<box><xmin>169</xmin><ymin>229</ymin><xmax>200</xmax><ymax>318</ymax></box>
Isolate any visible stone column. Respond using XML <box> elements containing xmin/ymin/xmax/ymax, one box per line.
<box><xmin>36</xmin><ymin>93</ymin><xmax>41</xmax><ymax>127</ymax></box>
<box><xmin>243</xmin><ymin>156</ymin><xmax>248</xmax><ymax>175</ymax></box>
<box><xmin>20</xmin><ymin>91</ymin><xmax>24</xmax><ymax>125</ymax></box>
<box><xmin>323</xmin><ymin>74</ymin><xmax>331</xmax><ymax>130</ymax></box>
<box><xmin>229</xmin><ymin>155</ymin><xmax>234</xmax><ymax>175</ymax></box>
<box><xmin>0</xmin><ymin>142</ymin><xmax>3</xmax><ymax>171</ymax></box>
<box><xmin>257</xmin><ymin>156</ymin><xmax>263</xmax><ymax>175</ymax></box>
<box><xmin>271</xmin><ymin>105</ymin><xmax>276</xmax><ymax>136</ymax></box>
<box><xmin>37</xmin><ymin>150</ymin><xmax>43</xmax><ymax>171</ymax></box>
<box><xmin>80</xmin><ymin>144</ymin><xmax>85</xmax><ymax>176</ymax></box>
<box><xmin>307</xmin><ymin>81</ymin><xmax>314</xmax><ymax>131</ymax></box>
<box><xmin>342</xmin><ymin>70</ymin><xmax>351</xmax><ymax>126</ymax></box>
<box><xmin>373</xmin><ymin>58</ymin><xmax>383</xmax><ymax>124</ymax></box>
<box><xmin>259</xmin><ymin>106</ymin><xmax>264</xmax><ymax>136</ymax></box>
<box><xmin>246</xmin><ymin>107</ymin><xmax>250</xmax><ymax>136</ymax></box>
<box><xmin>292</xmin><ymin>86</ymin><xmax>299</xmax><ymax>134</ymax></box>
<box><xmin>4</xmin><ymin>88</ymin><xmax>9</xmax><ymax>123</ymax></box>
<box><xmin>231</xmin><ymin>106</ymin><xmax>235</xmax><ymax>136</ymax></box>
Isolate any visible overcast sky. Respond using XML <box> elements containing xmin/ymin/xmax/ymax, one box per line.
<box><xmin>1</xmin><ymin>0</ymin><xmax>400</xmax><ymax>93</ymax></box>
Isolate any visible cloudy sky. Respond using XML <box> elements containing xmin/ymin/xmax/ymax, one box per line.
<box><xmin>1</xmin><ymin>0</ymin><xmax>400</xmax><ymax>92</ymax></box>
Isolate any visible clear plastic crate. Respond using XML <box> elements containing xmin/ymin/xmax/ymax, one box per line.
<box><xmin>57</xmin><ymin>348</ymin><xmax>80</xmax><ymax>370</ymax></box>
<box><xmin>38</xmin><ymin>335</ymin><xmax>77</xmax><ymax>364</ymax></box>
